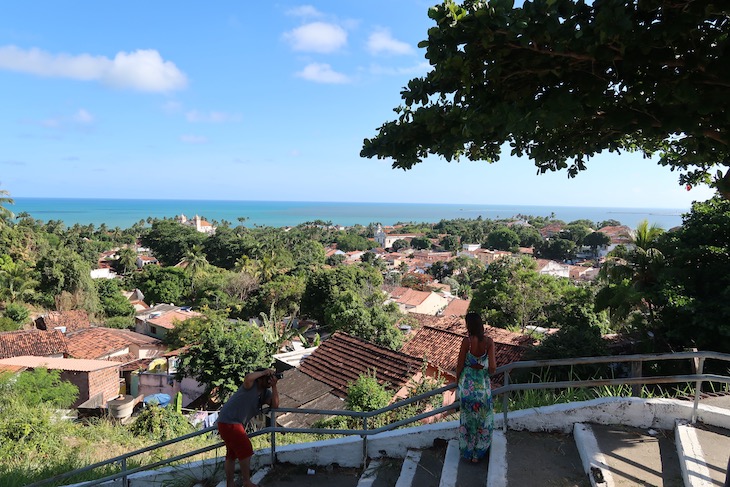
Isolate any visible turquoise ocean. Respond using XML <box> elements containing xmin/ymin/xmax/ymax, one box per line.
<box><xmin>10</xmin><ymin>198</ymin><xmax>689</xmax><ymax>230</ymax></box>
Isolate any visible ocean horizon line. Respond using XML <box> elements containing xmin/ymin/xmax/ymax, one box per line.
<box><xmin>11</xmin><ymin>196</ymin><xmax>689</xmax><ymax>212</ymax></box>
<box><xmin>9</xmin><ymin>197</ymin><xmax>690</xmax><ymax>230</ymax></box>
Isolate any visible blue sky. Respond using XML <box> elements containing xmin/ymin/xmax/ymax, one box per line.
<box><xmin>0</xmin><ymin>1</ymin><xmax>715</xmax><ymax>210</ymax></box>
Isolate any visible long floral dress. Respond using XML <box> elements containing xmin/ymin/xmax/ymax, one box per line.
<box><xmin>458</xmin><ymin>349</ymin><xmax>493</xmax><ymax>461</ymax></box>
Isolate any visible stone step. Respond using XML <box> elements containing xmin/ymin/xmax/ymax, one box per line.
<box><xmin>586</xmin><ymin>423</ymin><xmax>683</xmax><ymax>486</ymax></box>
<box><xmin>504</xmin><ymin>429</ymin><xmax>588</xmax><ymax>487</ymax></box>
<box><xmin>677</xmin><ymin>421</ymin><xmax>730</xmax><ymax>486</ymax></box>
<box><xmin>256</xmin><ymin>463</ymin><xmax>362</xmax><ymax>486</ymax></box>
<box><xmin>692</xmin><ymin>423</ymin><xmax>730</xmax><ymax>485</ymax></box>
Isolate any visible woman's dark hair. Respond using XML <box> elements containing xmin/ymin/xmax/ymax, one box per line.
<box><xmin>465</xmin><ymin>312</ymin><xmax>485</xmax><ymax>340</ymax></box>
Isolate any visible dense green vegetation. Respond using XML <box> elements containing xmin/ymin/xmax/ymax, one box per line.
<box><xmin>1</xmin><ymin>190</ymin><xmax>728</xmax><ymax>355</ymax></box>
<box><xmin>1</xmin><ymin>187</ymin><xmax>729</xmax><ymax>483</ymax></box>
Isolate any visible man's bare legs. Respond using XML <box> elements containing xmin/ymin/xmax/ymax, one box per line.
<box><xmin>238</xmin><ymin>456</ymin><xmax>257</xmax><ymax>487</ymax></box>
<box><xmin>224</xmin><ymin>457</ymin><xmax>236</xmax><ymax>487</ymax></box>
<box><xmin>224</xmin><ymin>456</ymin><xmax>257</xmax><ymax>487</ymax></box>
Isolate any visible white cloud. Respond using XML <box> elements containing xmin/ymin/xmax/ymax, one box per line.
<box><xmin>180</xmin><ymin>134</ymin><xmax>208</xmax><ymax>144</ymax></box>
<box><xmin>296</xmin><ymin>63</ymin><xmax>350</xmax><ymax>84</ymax></box>
<box><xmin>185</xmin><ymin>110</ymin><xmax>241</xmax><ymax>123</ymax></box>
<box><xmin>73</xmin><ymin>109</ymin><xmax>94</xmax><ymax>124</ymax></box>
<box><xmin>366</xmin><ymin>29</ymin><xmax>414</xmax><ymax>56</ymax></box>
<box><xmin>0</xmin><ymin>45</ymin><xmax>187</xmax><ymax>93</ymax></box>
<box><xmin>34</xmin><ymin>108</ymin><xmax>95</xmax><ymax>130</ymax></box>
<box><xmin>369</xmin><ymin>61</ymin><xmax>431</xmax><ymax>77</ymax></box>
<box><xmin>283</xmin><ymin>22</ymin><xmax>347</xmax><ymax>53</ymax></box>
<box><xmin>286</xmin><ymin>5</ymin><xmax>323</xmax><ymax>18</ymax></box>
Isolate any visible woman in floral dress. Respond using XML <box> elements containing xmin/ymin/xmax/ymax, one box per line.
<box><xmin>456</xmin><ymin>312</ymin><xmax>497</xmax><ymax>462</ymax></box>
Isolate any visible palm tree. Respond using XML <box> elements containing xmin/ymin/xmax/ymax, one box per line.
<box><xmin>0</xmin><ymin>261</ymin><xmax>37</xmax><ymax>304</ymax></box>
<box><xmin>180</xmin><ymin>245</ymin><xmax>209</xmax><ymax>292</ymax></box>
<box><xmin>596</xmin><ymin>219</ymin><xmax>665</xmax><ymax>328</ymax></box>
<box><xmin>0</xmin><ymin>184</ymin><xmax>15</xmax><ymax>226</ymax></box>
<box><xmin>116</xmin><ymin>247</ymin><xmax>138</xmax><ymax>276</ymax></box>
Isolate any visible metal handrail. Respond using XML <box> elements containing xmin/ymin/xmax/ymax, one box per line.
<box><xmin>23</xmin><ymin>351</ymin><xmax>730</xmax><ymax>487</ymax></box>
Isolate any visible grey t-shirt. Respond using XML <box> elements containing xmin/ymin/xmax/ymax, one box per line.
<box><xmin>217</xmin><ymin>384</ymin><xmax>272</xmax><ymax>425</ymax></box>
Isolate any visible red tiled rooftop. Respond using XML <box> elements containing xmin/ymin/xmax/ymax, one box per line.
<box><xmin>0</xmin><ymin>330</ymin><xmax>68</xmax><ymax>359</ymax></box>
<box><xmin>389</xmin><ymin>287</ymin><xmax>431</xmax><ymax>307</ymax></box>
<box><xmin>65</xmin><ymin>327</ymin><xmax>162</xmax><ymax>360</ymax></box>
<box><xmin>427</xmin><ymin>315</ymin><xmax>536</xmax><ymax>347</ymax></box>
<box><xmin>441</xmin><ymin>298</ymin><xmax>470</xmax><ymax>317</ymax></box>
<box><xmin>298</xmin><ymin>332</ymin><xmax>423</xmax><ymax>398</ymax></box>
<box><xmin>35</xmin><ymin>310</ymin><xmax>91</xmax><ymax>333</ymax></box>
<box><xmin>147</xmin><ymin>309</ymin><xmax>202</xmax><ymax>330</ymax></box>
<box><xmin>401</xmin><ymin>326</ymin><xmax>531</xmax><ymax>376</ymax></box>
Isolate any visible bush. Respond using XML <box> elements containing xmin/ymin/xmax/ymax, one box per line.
<box><xmin>0</xmin><ymin>317</ymin><xmax>19</xmax><ymax>332</ymax></box>
<box><xmin>104</xmin><ymin>316</ymin><xmax>135</xmax><ymax>329</ymax></box>
<box><xmin>4</xmin><ymin>303</ymin><xmax>30</xmax><ymax>325</ymax></box>
<box><xmin>345</xmin><ymin>371</ymin><xmax>390</xmax><ymax>412</ymax></box>
<box><xmin>129</xmin><ymin>404</ymin><xmax>193</xmax><ymax>441</ymax></box>
<box><xmin>11</xmin><ymin>368</ymin><xmax>79</xmax><ymax>408</ymax></box>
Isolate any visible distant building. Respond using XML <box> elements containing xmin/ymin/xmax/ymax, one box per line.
<box><xmin>374</xmin><ymin>224</ymin><xmax>421</xmax><ymax>249</ymax></box>
<box><xmin>176</xmin><ymin>214</ymin><xmax>216</xmax><ymax>234</ymax></box>
<box><xmin>387</xmin><ymin>287</ymin><xmax>449</xmax><ymax>315</ymax></box>
<box><xmin>135</xmin><ymin>305</ymin><xmax>202</xmax><ymax>340</ymax></box>
<box><xmin>0</xmin><ymin>356</ymin><xmax>121</xmax><ymax>408</ymax></box>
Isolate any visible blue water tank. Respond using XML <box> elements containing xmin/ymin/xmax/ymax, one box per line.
<box><xmin>143</xmin><ymin>393</ymin><xmax>171</xmax><ymax>407</ymax></box>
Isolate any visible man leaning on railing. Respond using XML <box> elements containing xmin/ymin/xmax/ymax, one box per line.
<box><xmin>216</xmin><ymin>368</ymin><xmax>280</xmax><ymax>487</ymax></box>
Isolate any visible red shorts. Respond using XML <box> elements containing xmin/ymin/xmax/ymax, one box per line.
<box><xmin>217</xmin><ymin>422</ymin><xmax>253</xmax><ymax>460</ymax></box>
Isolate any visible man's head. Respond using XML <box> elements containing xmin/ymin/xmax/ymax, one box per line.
<box><xmin>254</xmin><ymin>368</ymin><xmax>280</xmax><ymax>388</ymax></box>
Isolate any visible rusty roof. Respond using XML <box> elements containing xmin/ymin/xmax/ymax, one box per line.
<box><xmin>298</xmin><ymin>332</ymin><xmax>423</xmax><ymax>398</ymax></box>
<box><xmin>0</xmin><ymin>329</ymin><xmax>68</xmax><ymax>359</ymax></box>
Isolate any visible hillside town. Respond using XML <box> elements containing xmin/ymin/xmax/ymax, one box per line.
<box><xmin>0</xmin><ymin>213</ymin><xmax>641</xmax><ymax>419</ymax></box>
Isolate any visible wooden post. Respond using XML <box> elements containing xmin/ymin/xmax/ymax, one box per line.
<box><xmin>631</xmin><ymin>361</ymin><xmax>642</xmax><ymax>397</ymax></box>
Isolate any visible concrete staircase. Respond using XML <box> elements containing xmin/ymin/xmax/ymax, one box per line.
<box><xmin>123</xmin><ymin>397</ymin><xmax>730</xmax><ymax>487</ymax></box>
<box><xmin>207</xmin><ymin>424</ymin><xmax>728</xmax><ymax>487</ymax></box>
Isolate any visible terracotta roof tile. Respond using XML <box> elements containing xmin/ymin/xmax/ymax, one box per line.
<box><xmin>35</xmin><ymin>310</ymin><xmax>91</xmax><ymax>333</ymax></box>
<box><xmin>425</xmin><ymin>315</ymin><xmax>536</xmax><ymax>347</ymax></box>
<box><xmin>441</xmin><ymin>298</ymin><xmax>470</xmax><ymax>317</ymax></box>
<box><xmin>146</xmin><ymin>309</ymin><xmax>201</xmax><ymax>330</ymax></box>
<box><xmin>0</xmin><ymin>330</ymin><xmax>68</xmax><ymax>359</ymax></box>
<box><xmin>402</xmin><ymin>326</ymin><xmax>463</xmax><ymax>373</ymax></box>
<box><xmin>389</xmin><ymin>287</ymin><xmax>431</xmax><ymax>307</ymax></box>
<box><xmin>401</xmin><ymin>326</ymin><xmax>531</xmax><ymax>377</ymax></box>
<box><xmin>65</xmin><ymin>327</ymin><xmax>162</xmax><ymax>360</ymax></box>
<box><xmin>298</xmin><ymin>332</ymin><xmax>423</xmax><ymax>398</ymax></box>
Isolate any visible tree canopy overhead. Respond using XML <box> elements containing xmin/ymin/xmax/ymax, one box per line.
<box><xmin>361</xmin><ymin>0</ymin><xmax>730</xmax><ymax>196</ymax></box>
